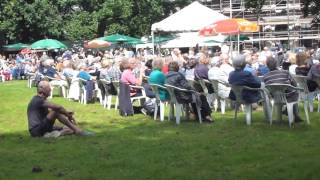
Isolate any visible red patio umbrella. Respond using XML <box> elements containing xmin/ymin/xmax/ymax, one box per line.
<box><xmin>84</xmin><ymin>39</ymin><xmax>111</xmax><ymax>49</ymax></box>
<box><xmin>20</xmin><ymin>48</ymin><xmax>32</xmax><ymax>54</ymax></box>
<box><xmin>199</xmin><ymin>18</ymin><xmax>259</xmax><ymax>52</ymax></box>
<box><xmin>199</xmin><ymin>18</ymin><xmax>259</xmax><ymax>36</ymax></box>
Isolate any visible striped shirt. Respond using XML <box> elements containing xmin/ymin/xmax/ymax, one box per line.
<box><xmin>263</xmin><ymin>70</ymin><xmax>296</xmax><ymax>86</ymax></box>
<box><xmin>263</xmin><ymin>69</ymin><xmax>298</xmax><ymax>101</ymax></box>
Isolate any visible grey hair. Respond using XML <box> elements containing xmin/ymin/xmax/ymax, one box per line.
<box><xmin>266</xmin><ymin>56</ymin><xmax>277</xmax><ymax>71</ymax></box>
<box><xmin>152</xmin><ymin>57</ymin><xmax>163</xmax><ymax>70</ymax></box>
<box><xmin>232</xmin><ymin>55</ymin><xmax>246</xmax><ymax>70</ymax></box>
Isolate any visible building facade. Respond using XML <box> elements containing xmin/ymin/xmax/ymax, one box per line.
<box><xmin>199</xmin><ymin>0</ymin><xmax>319</xmax><ymax>50</ymax></box>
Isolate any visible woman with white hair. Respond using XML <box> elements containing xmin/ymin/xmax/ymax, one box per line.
<box><xmin>228</xmin><ymin>55</ymin><xmax>261</xmax><ymax>103</ymax></box>
<box><xmin>148</xmin><ymin>57</ymin><xmax>169</xmax><ymax>101</ymax></box>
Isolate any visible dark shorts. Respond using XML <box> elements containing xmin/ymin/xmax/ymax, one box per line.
<box><xmin>29</xmin><ymin>118</ymin><xmax>55</xmax><ymax>137</ymax></box>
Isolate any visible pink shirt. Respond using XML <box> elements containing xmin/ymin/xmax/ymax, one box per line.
<box><xmin>120</xmin><ymin>69</ymin><xmax>137</xmax><ymax>85</ymax></box>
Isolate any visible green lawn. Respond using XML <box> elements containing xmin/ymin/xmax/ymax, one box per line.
<box><xmin>1</xmin><ymin>80</ymin><xmax>320</xmax><ymax>179</ymax></box>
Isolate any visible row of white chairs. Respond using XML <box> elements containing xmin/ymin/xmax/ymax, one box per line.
<box><xmin>26</xmin><ymin>73</ymin><xmax>319</xmax><ymax>127</ymax></box>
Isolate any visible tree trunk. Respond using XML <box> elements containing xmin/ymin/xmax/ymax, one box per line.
<box><xmin>97</xmin><ymin>19</ymin><xmax>107</xmax><ymax>37</ymax></box>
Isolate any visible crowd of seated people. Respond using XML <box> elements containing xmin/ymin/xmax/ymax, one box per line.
<box><xmin>1</xmin><ymin>46</ymin><xmax>320</xmax><ymax>125</ymax></box>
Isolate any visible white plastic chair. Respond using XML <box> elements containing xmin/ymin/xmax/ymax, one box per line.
<box><xmin>129</xmin><ymin>85</ymin><xmax>147</xmax><ymax>106</ymax></box>
<box><xmin>112</xmin><ymin>81</ymin><xmax>120</xmax><ymax>110</ymax></box>
<box><xmin>230</xmin><ymin>85</ymin><xmax>272</xmax><ymax>125</ymax></box>
<box><xmin>165</xmin><ymin>84</ymin><xmax>202</xmax><ymax>124</ymax></box>
<box><xmin>265</xmin><ymin>83</ymin><xmax>309</xmax><ymax>127</ymax></box>
<box><xmin>150</xmin><ymin>84</ymin><xmax>168</xmax><ymax>121</ymax></box>
<box><xmin>209</xmin><ymin>79</ymin><xmax>230</xmax><ymax>114</ymax></box>
<box><xmin>37</xmin><ymin>73</ymin><xmax>67</xmax><ymax>99</ymax></box>
<box><xmin>292</xmin><ymin>75</ymin><xmax>320</xmax><ymax>112</ymax></box>
<box><xmin>49</xmin><ymin>79</ymin><xmax>68</xmax><ymax>98</ymax></box>
<box><xmin>26</xmin><ymin>72</ymin><xmax>36</xmax><ymax>88</ymax></box>
<box><xmin>79</xmin><ymin>78</ymin><xmax>87</xmax><ymax>104</ymax></box>
<box><xmin>98</xmin><ymin>79</ymin><xmax>115</xmax><ymax>108</ymax></box>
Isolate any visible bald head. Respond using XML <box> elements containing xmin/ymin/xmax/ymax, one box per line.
<box><xmin>37</xmin><ymin>81</ymin><xmax>51</xmax><ymax>97</ymax></box>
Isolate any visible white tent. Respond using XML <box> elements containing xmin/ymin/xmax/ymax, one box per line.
<box><xmin>151</xmin><ymin>1</ymin><xmax>228</xmax><ymax>32</ymax></box>
<box><xmin>161</xmin><ymin>32</ymin><xmax>225</xmax><ymax>48</ymax></box>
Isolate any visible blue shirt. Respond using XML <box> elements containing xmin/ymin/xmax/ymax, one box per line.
<box><xmin>148</xmin><ymin>69</ymin><xmax>169</xmax><ymax>101</ymax></box>
<box><xmin>78</xmin><ymin>71</ymin><xmax>91</xmax><ymax>81</ymax></box>
<box><xmin>244</xmin><ymin>64</ymin><xmax>256</xmax><ymax>75</ymax></box>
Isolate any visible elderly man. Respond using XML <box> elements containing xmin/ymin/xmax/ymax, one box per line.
<box><xmin>27</xmin><ymin>81</ymin><xmax>89</xmax><ymax>137</ymax></box>
<box><xmin>263</xmin><ymin>57</ymin><xmax>303</xmax><ymax>122</ymax></box>
<box><xmin>228</xmin><ymin>55</ymin><xmax>261</xmax><ymax>104</ymax></box>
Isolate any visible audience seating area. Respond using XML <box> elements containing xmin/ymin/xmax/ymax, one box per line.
<box><xmin>24</xmin><ymin>71</ymin><xmax>320</xmax><ymax>127</ymax></box>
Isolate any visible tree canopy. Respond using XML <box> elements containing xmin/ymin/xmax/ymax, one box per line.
<box><xmin>0</xmin><ymin>0</ymin><xmax>192</xmax><ymax>44</ymax></box>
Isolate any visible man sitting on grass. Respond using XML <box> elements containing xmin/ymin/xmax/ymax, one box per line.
<box><xmin>27</xmin><ymin>81</ymin><xmax>90</xmax><ymax>137</ymax></box>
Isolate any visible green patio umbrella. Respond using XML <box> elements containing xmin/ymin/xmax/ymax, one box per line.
<box><xmin>3</xmin><ymin>43</ymin><xmax>29</xmax><ymax>51</ymax></box>
<box><xmin>31</xmin><ymin>39</ymin><xmax>67</xmax><ymax>49</ymax></box>
<box><xmin>150</xmin><ymin>36</ymin><xmax>175</xmax><ymax>44</ymax></box>
<box><xmin>203</xmin><ymin>39</ymin><xmax>223</xmax><ymax>43</ymax></box>
<box><xmin>225</xmin><ymin>35</ymin><xmax>249</xmax><ymax>41</ymax></box>
<box><xmin>99</xmin><ymin>34</ymin><xmax>142</xmax><ymax>43</ymax></box>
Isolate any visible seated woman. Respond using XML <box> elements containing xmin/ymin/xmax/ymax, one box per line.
<box><xmin>228</xmin><ymin>55</ymin><xmax>261</xmax><ymax>104</ymax></box>
<box><xmin>193</xmin><ymin>54</ymin><xmax>213</xmax><ymax>120</ymax></box>
<box><xmin>120</xmin><ymin>58</ymin><xmax>144</xmax><ymax>97</ymax></box>
<box><xmin>208</xmin><ymin>54</ymin><xmax>233</xmax><ymax>100</ymax></box>
<box><xmin>166</xmin><ymin>61</ymin><xmax>213</xmax><ymax>122</ymax></box>
<box><xmin>148</xmin><ymin>57</ymin><xmax>169</xmax><ymax>101</ymax></box>
<box><xmin>295</xmin><ymin>52</ymin><xmax>318</xmax><ymax>92</ymax></box>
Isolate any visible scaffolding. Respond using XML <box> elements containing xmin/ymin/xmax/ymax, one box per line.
<box><xmin>199</xmin><ymin>0</ymin><xmax>320</xmax><ymax>49</ymax></box>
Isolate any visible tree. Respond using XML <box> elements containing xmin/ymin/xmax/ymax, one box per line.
<box><xmin>0</xmin><ymin>0</ymin><xmax>63</xmax><ymax>42</ymax></box>
<box><xmin>0</xmin><ymin>0</ymin><xmax>192</xmax><ymax>43</ymax></box>
<box><xmin>302</xmin><ymin>0</ymin><xmax>320</xmax><ymax>23</ymax></box>
<box><xmin>244</xmin><ymin>0</ymin><xmax>265</xmax><ymax>16</ymax></box>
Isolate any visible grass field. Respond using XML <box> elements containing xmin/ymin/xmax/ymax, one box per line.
<box><xmin>1</xmin><ymin>80</ymin><xmax>320</xmax><ymax>179</ymax></box>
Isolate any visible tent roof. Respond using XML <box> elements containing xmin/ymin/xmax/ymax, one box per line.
<box><xmin>151</xmin><ymin>1</ymin><xmax>228</xmax><ymax>32</ymax></box>
<box><xmin>161</xmin><ymin>32</ymin><xmax>225</xmax><ymax>48</ymax></box>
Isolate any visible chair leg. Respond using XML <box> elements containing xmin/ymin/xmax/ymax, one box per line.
<box><xmin>62</xmin><ymin>86</ymin><xmax>67</xmax><ymax>98</ymax></box>
<box><xmin>154</xmin><ymin>102</ymin><xmax>158</xmax><ymax>120</ymax></box>
<box><xmin>107</xmin><ymin>96</ymin><xmax>112</xmax><ymax>110</ymax></box>
<box><xmin>220</xmin><ymin>99</ymin><xmax>226</xmax><ymax>114</ymax></box>
<box><xmin>308</xmin><ymin>94</ymin><xmax>314</xmax><ymax>112</ymax></box>
<box><xmin>245</xmin><ymin>104</ymin><xmax>252</xmax><ymax>125</ymax></box>
<box><xmin>115</xmin><ymin>96</ymin><xmax>119</xmax><ymax>110</ymax></box>
<box><xmin>214</xmin><ymin>98</ymin><xmax>218</xmax><ymax>112</ymax></box>
<box><xmin>49</xmin><ymin>86</ymin><xmax>54</xmax><ymax>98</ymax></box>
<box><xmin>83</xmin><ymin>90</ymin><xmax>87</xmax><ymax>105</ymax></box>
<box><xmin>184</xmin><ymin>104</ymin><xmax>189</xmax><ymax>121</ymax></box>
<box><xmin>175</xmin><ymin>103</ymin><xmax>182</xmax><ymax>124</ymax></box>
<box><xmin>287</xmin><ymin>103</ymin><xmax>294</xmax><ymax>127</ymax></box>
<box><xmin>103</xmin><ymin>95</ymin><xmax>107</xmax><ymax>108</ymax></box>
<box><xmin>270</xmin><ymin>103</ymin><xmax>274</xmax><ymax>125</ymax></box>
<box><xmin>303</xmin><ymin>100</ymin><xmax>310</xmax><ymax>125</ymax></box>
<box><xmin>160</xmin><ymin>102</ymin><xmax>165</xmax><ymax>122</ymax></box>
<box><xmin>275</xmin><ymin>104</ymin><xmax>282</xmax><ymax>121</ymax></box>
<box><xmin>196</xmin><ymin>105</ymin><xmax>202</xmax><ymax>124</ymax></box>
<box><xmin>168</xmin><ymin>103</ymin><xmax>174</xmax><ymax>121</ymax></box>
